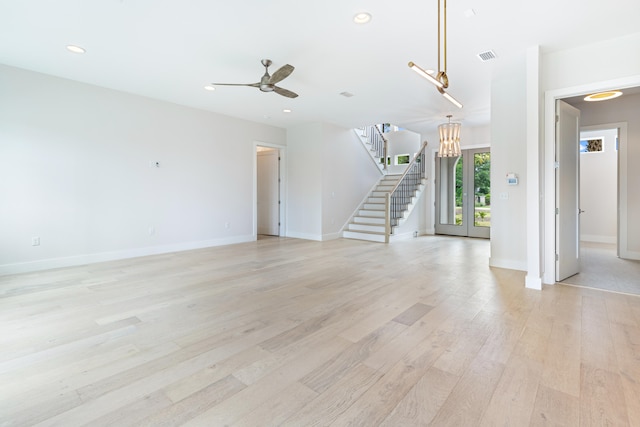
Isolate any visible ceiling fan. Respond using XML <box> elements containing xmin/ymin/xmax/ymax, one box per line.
<box><xmin>212</xmin><ymin>59</ymin><xmax>298</xmax><ymax>98</ymax></box>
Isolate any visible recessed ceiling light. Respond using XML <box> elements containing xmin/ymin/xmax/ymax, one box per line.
<box><xmin>353</xmin><ymin>12</ymin><xmax>372</xmax><ymax>24</ymax></box>
<box><xmin>283</xmin><ymin>109</ymin><xmax>292</xmax><ymax>113</ymax></box>
<box><xmin>66</xmin><ymin>45</ymin><xmax>85</xmax><ymax>54</ymax></box>
<box><xmin>203</xmin><ymin>85</ymin><xmax>216</xmax><ymax>91</ymax></box>
<box><xmin>584</xmin><ymin>90</ymin><xmax>623</xmax><ymax>102</ymax></box>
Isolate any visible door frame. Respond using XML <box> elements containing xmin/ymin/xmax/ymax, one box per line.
<box><xmin>541</xmin><ymin>77</ymin><xmax>636</xmax><ymax>285</ymax></box>
<box><xmin>253</xmin><ymin>141</ymin><xmax>287</xmax><ymax>239</ymax></box>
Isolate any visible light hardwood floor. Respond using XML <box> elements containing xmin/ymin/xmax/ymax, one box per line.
<box><xmin>1</xmin><ymin>236</ymin><xmax>640</xmax><ymax>426</ymax></box>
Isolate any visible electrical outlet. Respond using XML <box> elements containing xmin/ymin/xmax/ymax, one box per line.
<box><xmin>32</xmin><ymin>237</ymin><xmax>40</xmax><ymax>246</ymax></box>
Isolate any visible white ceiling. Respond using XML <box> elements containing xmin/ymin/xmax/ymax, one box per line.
<box><xmin>1</xmin><ymin>0</ymin><xmax>639</xmax><ymax>135</ymax></box>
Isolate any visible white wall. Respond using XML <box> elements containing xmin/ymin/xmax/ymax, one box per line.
<box><xmin>489</xmin><ymin>55</ymin><xmax>528</xmax><ymax>271</ymax></box>
<box><xmin>0</xmin><ymin>64</ymin><xmax>286</xmax><ymax>274</ymax></box>
<box><xmin>578</xmin><ymin>128</ymin><xmax>618</xmax><ymax>243</ymax></box>
<box><xmin>321</xmin><ymin>123</ymin><xmax>381</xmax><ymax>238</ymax></box>
<box><xmin>386</xmin><ymin>130</ymin><xmax>420</xmax><ymax>175</ymax></box>
<box><xmin>287</xmin><ymin>122</ymin><xmax>380</xmax><ymax>240</ymax></box>
<box><xmin>285</xmin><ymin>123</ymin><xmax>323</xmax><ymax>240</ymax></box>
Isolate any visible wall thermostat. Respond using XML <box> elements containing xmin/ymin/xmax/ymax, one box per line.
<box><xmin>506</xmin><ymin>173</ymin><xmax>518</xmax><ymax>185</ymax></box>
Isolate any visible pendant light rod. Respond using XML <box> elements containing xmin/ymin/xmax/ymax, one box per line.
<box><xmin>408</xmin><ymin>0</ymin><xmax>462</xmax><ymax>109</ymax></box>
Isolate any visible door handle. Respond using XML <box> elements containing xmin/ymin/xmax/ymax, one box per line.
<box><xmin>579</xmin><ymin>209</ymin><xmax>586</xmax><ymax>214</ymax></box>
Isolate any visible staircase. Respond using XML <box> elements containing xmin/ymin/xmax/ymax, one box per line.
<box><xmin>343</xmin><ymin>140</ymin><xmax>428</xmax><ymax>243</ymax></box>
<box><xmin>343</xmin><ymin>175</ymin><xmax>401</xmax><ymax>242</ymax></box>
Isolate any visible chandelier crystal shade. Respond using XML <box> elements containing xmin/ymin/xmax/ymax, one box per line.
<box><xmin>438</xmin><ymin>115</ymin><xmax>461</xmax><ymax>157</ymax></box>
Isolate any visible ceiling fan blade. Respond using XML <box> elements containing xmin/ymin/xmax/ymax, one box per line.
<box><xmin>211</xmin><ymin>82</ymin><xmax>260</xmax><ymax>87</ymax></box>
<box><xmin>269</xmin><ymin>64</ymin><xmax>294</xmax><ymax>84</ymax></box>
<box><xmin>273</xmin><ymin>86</ymin><xmax>298</xmax><ymax>98</ymax></box>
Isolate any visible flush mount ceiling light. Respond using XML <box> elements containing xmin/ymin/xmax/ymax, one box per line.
<box><xmin>408</xmin><ymin>0</ymin><xmax>462</xmax><ymax>109</ymax></box>
<box><xmin>438</xmin><ymin>115</ymin><xmax>461</xmax><ymax>157</ymax></box>
<box><xmin>203</xmin><ymin>85</ymin><xmax>216</xmax><ymax>91</ymax></box>
<box><xmin>283</xmin><ymin>109</ymin><xmax>292</xmax><ymax>113</ymax></box>
<box><xmin>353</xmin><ymin>12</ymin><xmax>372</xmax><ymax>24</ymax></box>
<box><xmin>584</xmin><ymin>90</ymin><xmax>623</xmax><ymax>102</ymax></box>
<box><xmin>66</xmin><ymin>45</ymin><xmax>85</xmax><ymax>54</ymax></box>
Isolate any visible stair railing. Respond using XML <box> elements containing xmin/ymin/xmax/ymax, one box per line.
<box><xmin>385</xmin><ymin>141</ymin><xmax>428</xmax><ymax>241</ymax></box>
<box><xmin>361</xmin><ymin>125</ymin><xmax>388</xmax><ymax>171</ymax></box>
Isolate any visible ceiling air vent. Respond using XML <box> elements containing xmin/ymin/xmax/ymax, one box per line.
<box><xmin>477</xmin><ymin>50</ymin><xmax>497</xmax><ymax>62</ymax></box>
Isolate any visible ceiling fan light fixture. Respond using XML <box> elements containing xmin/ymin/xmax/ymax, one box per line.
<box><xmin>584</xmin><ymin>90</ymin><xmax>622</xmax><ymax>102</ymax></box>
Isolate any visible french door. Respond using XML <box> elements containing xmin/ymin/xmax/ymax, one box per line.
<box><xmin>435</xmin><ymin>148</ymin><xmax>491</xmax><ymax>238</ymax></box>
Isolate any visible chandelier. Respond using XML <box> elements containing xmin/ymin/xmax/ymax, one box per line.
<box><xmin>438</xmin><ymin>115</ymin><xmax>461</xmax><ymax>157</ymax></box>
<box><xmin>408</xmin><ymin>0</ymin><xmax>463</xmax><ymax>109</ymax></box>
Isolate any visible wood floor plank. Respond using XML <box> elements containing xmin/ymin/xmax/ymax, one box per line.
<box><xmin>608</xmin><ymin>323</ymin><xmax>640</xmax><ymax>426</ymax></box>
<box><xmin>428</xmin><ymin>356</ymin><xmax>505</xmax><ymax>426</ymax></box>
<box><xmin>329</xmin><ymin>327</ymin><xmax>457</xmax><ymax>426</ymax></box>
<box><xmin>479</xmin><ymin>354</ymin><xmax>541</xmax><ymax>426</ymax></box>
<box><xmin>579</xmin><ymin>364</ymin><xmax>630</xmax><ymax>426</ymax></box>
<box><xmin>181</xmin><ymin>336</ymin><xmax>352</xmax><ymax>426</ymax></box>
<box><xmin>380</xmin><ymin>367</ymin><xmax>459</xmax><ymax>426</ymax></box>
<box><xmin>540</xmin><ymin>319</ymin><xmax>582</xmax><ymax>397</ymax></box>
<box><xmin>281</xmin><ymin>364</ymin><xmax>382</xmax><ymax>427</ymax></box>
<box><xmin>233</xmin><ymin>381</ymin><xmax>318</xmax><ymax>427</ymax></box>
<box><xmin>529</xmin><ymin>384</ymin><xmax>579</xmax><ymax>427</ymax></box>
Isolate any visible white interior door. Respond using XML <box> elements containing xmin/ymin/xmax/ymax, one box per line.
<box><xmin>556</xmin><ymin>100</ymin><xmax>581</xmax><ymax>281</ymax></box>
<box><xmin>257</xmin><ymin>149</ymin><xmax>280</xmax><ymax>236</ymax></box>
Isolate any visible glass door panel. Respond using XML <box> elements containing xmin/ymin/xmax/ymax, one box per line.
<box><xmin>435</xmin><ymin>155</ymin><xmax>467</xmax><ymax>236</ymax></box>
<box><xmin>469</xmin><ymin>150</ymin><xmax>490</xmax><ymax>238</ymax></box>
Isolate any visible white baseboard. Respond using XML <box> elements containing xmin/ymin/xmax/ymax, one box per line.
<box><xmin>389</xmin><ymin>231</ymin><xmax>417</xmax><ymax>241</ymax></box>
<box><xmin>322</xmin><ymin>232</ymin><xmax>342</xmax><ymax>241</ymax></box>
<box><xmin>489</xmin><ymin>257</ymin><xmax>527</xmax><ymax>272</ymax></box>
<box><xmin>286</xmin><ymin>231</ymin><xmax>323</xmax><ymax>241</ymax></box>
<box><xmin>0</xmin><ymin>235</ymin><xmax>254</xmax><ymax>276</ymax></box>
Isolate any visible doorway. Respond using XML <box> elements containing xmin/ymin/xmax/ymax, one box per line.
<box><xmin>435</xmin><ymin>148</ymin><xmax>491</xmax><ymax>238</ymax></box>
<box><xmin>255</xmin><ymin>145</ymin><xmax>283</xmax><ymax>237</ymax></box>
